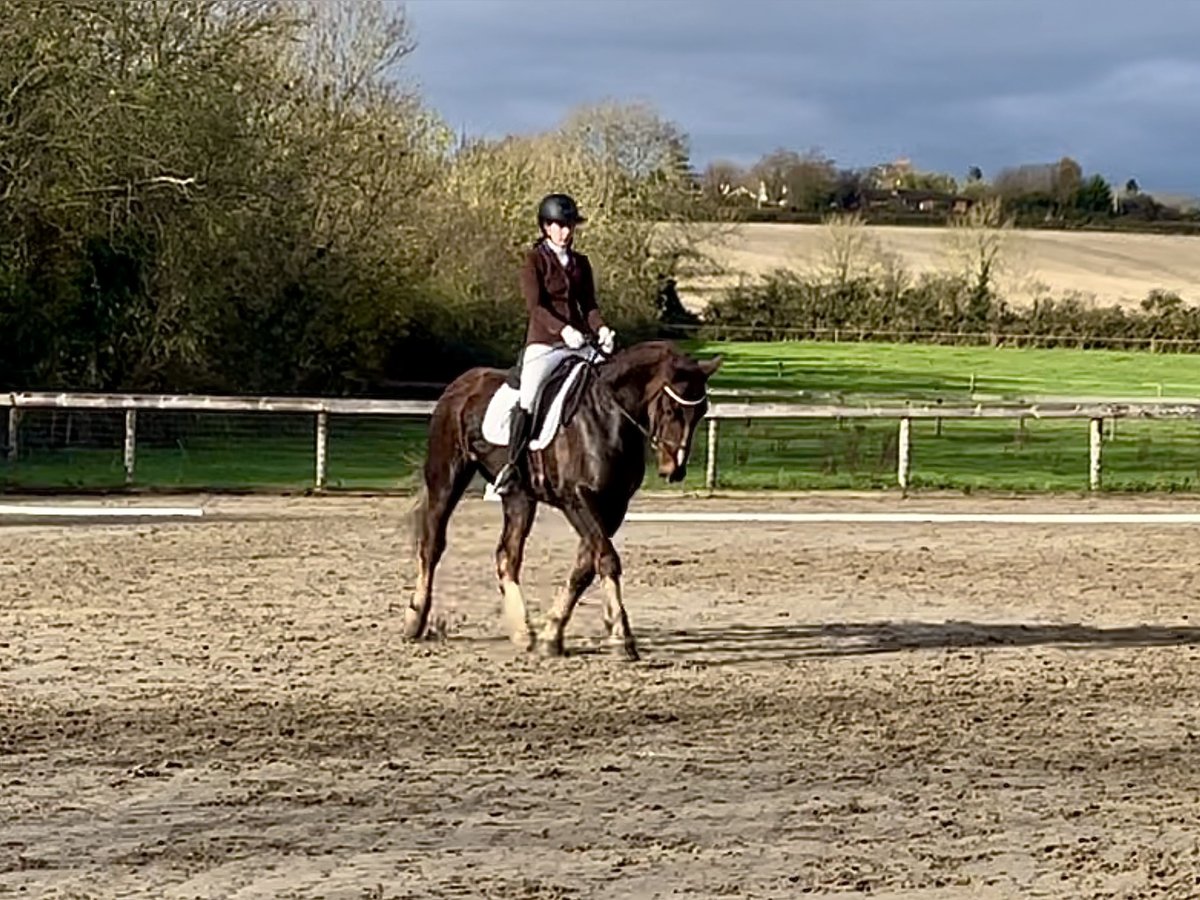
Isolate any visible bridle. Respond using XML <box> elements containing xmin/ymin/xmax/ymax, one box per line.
<box><xmin>572</xmin><ymin>340</ymin><xmax>709</xmax><ymax>455</ymax></box>
<box><xmin>663</xmin><ymin>384</ymin><xmax>707</xmax><ymax>408</ymax></box>
<box><xmin>598</xmin><ymin>365</ymin><xmax>708</xmax><ymax>454</ymax></box>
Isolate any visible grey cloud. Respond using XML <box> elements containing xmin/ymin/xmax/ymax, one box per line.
<box><xmin>401</xmin><ymin>0</ymin><xmax>1200</xmax><ymax>191</ymax></box>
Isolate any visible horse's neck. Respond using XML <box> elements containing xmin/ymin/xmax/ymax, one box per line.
<box><xmin>600</xmin><ymin>361</ymin><xmax>659</xmax><ymax>427</ymax></box>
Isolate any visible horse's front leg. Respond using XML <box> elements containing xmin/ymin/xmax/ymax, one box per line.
<box><xmin>549</xmin><ymin>496</ymin><xmax>639</xmax><ymax>661</ymax></box>
<box><xmin>537</xmin><ymin>541</ymin><xmax>595</xmax><ymax>657</ymax></box>
<box><xmin>497</xmin><ymin>493</ymin><xmax>537</xmax><ymax>650</ymax></box>
<box><xmin>600</xmin><ymin>564</ymin><xmax>638</xmax><ymax>662</ymax></box>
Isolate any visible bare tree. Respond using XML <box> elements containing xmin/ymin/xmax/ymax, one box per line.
<box><xmin>812</xmin><ymin>211</ymin><xmax>885</xmax><ymax>289</ymax></box>
<box><xmin>940</xmin><ymin>197</ymin><xmax>1031</xmax><ymax>311</ymax></box>
<box><xmin>993</xmin><ymin>163</ymin><xmax>1055</xmax><ymax>199</ymax></box>
<box><xmin>749</xmin><ymin>148</ymin><xmax>801</xmax><ymax>206</ymax></box>
<box><xmin>701</xmin><ymin>159</ymin><xmax>748</xmax><ymax>201</ymax></box>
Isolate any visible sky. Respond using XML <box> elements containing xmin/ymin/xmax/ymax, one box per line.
<box><xmin>399</xmin><ymin>0</ymin><xmax>1200</xmax><ymax>195</ymax></box>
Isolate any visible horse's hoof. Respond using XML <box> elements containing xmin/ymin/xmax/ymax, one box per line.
<box><xmin>401</xmin><ymin>607</ymin><xmax>425</xmax><ymax>641</ymax></box>
<box><xmin>511</xmin><ymin>630</ymin><xmax>536</xmax><ymax>652</ymax></box>
<box><xmin>537</xmin><ymin>636</ymin><xmax>565</xmax><ymax>658</ymax></box>
<box><xmin>610</xmin><ymin>635</ymin><xmax>640</xmax><ymax>661</ymax></box>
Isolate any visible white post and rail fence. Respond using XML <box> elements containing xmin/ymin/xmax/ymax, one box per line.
<box><xmin>4</xmin><ymin>391</ymin><xmax>1199</xmax><ymax>492</ymax></box>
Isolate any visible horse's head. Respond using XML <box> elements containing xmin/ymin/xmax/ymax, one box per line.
<box><xmin>647</xmin><ymin>352</ymin><xmax>722</xmax><ymax>483</ymax></box>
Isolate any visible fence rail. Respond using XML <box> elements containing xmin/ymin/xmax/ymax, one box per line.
<box><xmin>661</xmin><ymin>322</ymin><xmax>1200</xmax><ymax>351</ymax></box>
<box><xmin>6</xmin><ymin>390</ymin><xmax>1200</xmax><ymax>492</ymax></box>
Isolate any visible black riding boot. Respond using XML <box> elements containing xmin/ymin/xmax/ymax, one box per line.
<box><xmin>495</xmin><ymin>406</ymin><xmax>532</xmax><ymax>495</ymax></box>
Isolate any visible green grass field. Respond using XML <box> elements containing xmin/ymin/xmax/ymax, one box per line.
<box><xmin>677</xmin><ymin>341</ymin><xmax>1200</xmax><ymax>491</ymax></box>
<box><xmin>689</xmin><ymin>340</ymin><xmax>1200</xmax><ymax>401</ymax></box>
<box><xmin>5</xmin><ymin>341</ymin><xmax>1200</xmax><ymax>494</ymax></box>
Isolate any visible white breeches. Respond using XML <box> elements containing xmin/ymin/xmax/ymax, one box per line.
<box><xmin>519</xmin><ymin>343</ymin><xmax>590</xmax><ymax>412</ymax></box>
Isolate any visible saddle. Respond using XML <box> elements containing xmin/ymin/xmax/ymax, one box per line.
<box><xmin>483</xmin><ymin>354</ymin><xmax>594</xmax><ymax>451</ymax></box>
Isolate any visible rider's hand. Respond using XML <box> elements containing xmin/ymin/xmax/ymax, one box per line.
<box><xmin>561</xmin><ymin>325</ymin><xmax>585</xmax><ymax>349</ymax></box>
<box><xmin>598</xmin><ymin>326</ymin><xmax>616</xmax><ymax>354</ymax></box>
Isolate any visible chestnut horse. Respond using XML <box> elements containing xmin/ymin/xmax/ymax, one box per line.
<box><xmin>404</xmin><ymin>340</ymin><xmax>721</xmax><ymax>659</ymax></box>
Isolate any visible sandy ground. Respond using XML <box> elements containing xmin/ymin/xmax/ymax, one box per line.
<box><xmin>3</xmin><ymin>491</ymin><xmax>1200</xmax><ymax>898</ymax></box>
<box><xmin>681</xmin><ymin>223</ymin><xmax>1200</xmax><ymax>312</ymax></box>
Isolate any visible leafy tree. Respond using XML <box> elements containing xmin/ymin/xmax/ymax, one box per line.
<box><xmin>1074</xmin><ymin>175</ymin><xmax>1114</xmax><ymax>215</ymax></box>
<box><xmin>783</xmin><ymin>151</ymin><xmax>837</xmax><ymax>213</ymax></box>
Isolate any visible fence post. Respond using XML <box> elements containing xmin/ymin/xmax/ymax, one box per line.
<box><xmin>123</xmin><ymin>409</ymin><xmax>137</xmax><ymax>485</ymax></box>
<box><xmin>6</xmin><ymin>408</ymin><xmax>18</xmax><ymax>462</ymax></box>
<box><xmin>705</xmin><ymin>417</ymin><xmax>718</xmax><ymax>491</ymax></box>
<box><xmin>898</xmin><ymin>417</ymin><xmax>912</xmax><ymax>492</ymax></box>
<box><xmin>315</xmin><ymin>410</ymin><xmax>329</xmax><ymax>490</ymax></box>
<box><xmin>1089</xmin><ymin>417</ymin><xmax>1103</xmax><ymax>491</ymax></box>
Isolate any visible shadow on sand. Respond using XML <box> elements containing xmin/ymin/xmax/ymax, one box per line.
<box><xmin>640</xmin><ymin>619</ymin><xmax>1200</xmax><ymax>664</ymax></box>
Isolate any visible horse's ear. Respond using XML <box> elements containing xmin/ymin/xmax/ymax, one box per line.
<box><xmin>697</xmin><ymin>355</ymin><xmax>723</xmax><ymax>378</ymax></box>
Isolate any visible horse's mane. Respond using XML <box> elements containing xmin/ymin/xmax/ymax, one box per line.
<box><xmin>598</xmin><ymin>340</ymin><xmax>686</xmax><ymax>385</ymax></box>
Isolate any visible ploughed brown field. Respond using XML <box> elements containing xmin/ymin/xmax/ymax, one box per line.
<box><xmin>680</xmin><ymin>222</ymin><xmax>1200</xmax><ymax>312</ymax></box>
<box><xmin>3</xmin><ymin>493</ymin><xmax>1200</xmax><ymax>898</ymax></box>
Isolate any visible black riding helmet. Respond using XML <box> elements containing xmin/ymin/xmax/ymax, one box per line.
<box><xmin>537</xmin><ymin>193</ymin><xmax>586</xmax><ymax>227</ymax></box>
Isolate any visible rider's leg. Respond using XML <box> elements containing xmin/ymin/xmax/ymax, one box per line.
<box><xmin>495</xmin><ymin>344</ymin><xmax>565</xmax><ymax>493</ymax></box>
<box><xmin>493</xmin><ymin>405</ymin><xmax>531</xmax><ymax>494</ymax></box>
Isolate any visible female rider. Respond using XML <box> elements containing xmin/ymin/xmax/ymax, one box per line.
<box><xmin>493</xmin><ymin>192</ymin><xmax>616</xmax><ymax>495</ymax></box>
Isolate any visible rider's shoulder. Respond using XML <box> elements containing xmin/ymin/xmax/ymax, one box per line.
<box><xmin>521</xmin><ymin>244</ymin><xmax>544</xmax><ymax>270</ymax></box>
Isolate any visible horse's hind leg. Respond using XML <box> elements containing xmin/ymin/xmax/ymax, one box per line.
<box><xmin>497</xmin><ymin>493</ymin><xmax>537</xmax><ymax>650</ymax></box>
<box><xmin>404</xmin><ymin>459</ymin><xmax>475</xmax><ymax>641</ymax></box>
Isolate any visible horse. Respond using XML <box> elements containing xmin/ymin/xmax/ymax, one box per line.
<box><xmin>404</xmin><ymin>339</ymin><xmax>722</xmax><ymax>660</ymax></box>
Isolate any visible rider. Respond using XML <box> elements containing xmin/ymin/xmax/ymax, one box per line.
<box><xmin>493</xmin><ymin>192</ymin><xmax>616</xmax><ymax>495</ymax></box>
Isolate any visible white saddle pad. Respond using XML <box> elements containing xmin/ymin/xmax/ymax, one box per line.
<box><xmin>482</xmin><ymin>362</ymin><xmax>589</xmax><ymax>451</ymax></box>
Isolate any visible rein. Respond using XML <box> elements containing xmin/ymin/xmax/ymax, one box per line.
<box><xmin>580</xmin><ymin>348</ymin><xmax>707</xmax><ymax>453</ymax></box>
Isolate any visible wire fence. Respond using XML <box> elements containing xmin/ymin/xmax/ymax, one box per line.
<box><xmin>5</xmin><ymin>401</ymin><xmax>1200</xmax><ymax>494</ymax></box>
<box><xmin>1</xmin><ymin>409</ymin><xmax>429</xmax><ymax>492</ymax></box>
<box><xmin>688</xmin><ymin>415</ymin><xmax>1200</xmax><ymax>492</ymax></box>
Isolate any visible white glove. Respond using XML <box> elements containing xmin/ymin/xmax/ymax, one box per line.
<box><xmin>598</xmin><ymin>326</ymin><xmax>616</xmax><ymax>354</ymax></box>
<box><xmin>561</xmin><ymin>325</ymin><xmax>585</xmax><ymax>349</ymax></box>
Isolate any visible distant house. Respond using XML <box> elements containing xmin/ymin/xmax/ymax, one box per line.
<box><xmin>860</xmin><ymin>188</ymin><xmax>973</xmax><ymax>215</ymax></box>
<box><xmin>719</xmin><ymin>179</ymin><xmax>788</xmax><ymax>208</ymax></box>
<box><xmin>719</xmin><ymin>183</ymin><xmax>757</xmax><ymax>202</ymax></box>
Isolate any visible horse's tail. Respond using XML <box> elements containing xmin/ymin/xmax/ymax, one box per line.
<box><xmin>406</xmin><ymin>482</ymin><xmax>429</xmax><ymax>560</ymax></box>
